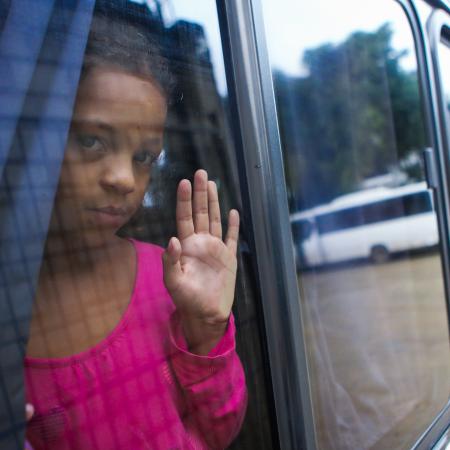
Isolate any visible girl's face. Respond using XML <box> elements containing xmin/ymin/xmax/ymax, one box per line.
<box><xmin>50</xmin><ymin>66</ymin><xmax>167</xmax><ymax>244</ymax></box>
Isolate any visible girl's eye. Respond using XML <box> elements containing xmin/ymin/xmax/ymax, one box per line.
<box><xmin>76</xmin><ymin>134</ymin><xmax>104</xmax><ymax>153</ymax></box>
<box><xmin>134</xmin><ymin>150</ymin><xmax>159</xmax><ymax>167</ymax></box>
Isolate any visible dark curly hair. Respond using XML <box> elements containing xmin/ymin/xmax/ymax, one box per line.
<box><xmin>81</xmin><ymin>2</ymin><xmax>175</xmax><ymax>102</ymax></box>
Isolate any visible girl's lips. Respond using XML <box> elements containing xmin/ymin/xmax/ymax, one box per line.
<box><xmin>88</xmin><ymin>207</ymin><xmax>129</xmax><ymax>227</ymax></box>
<box><xmin>94</xmin><ymin>206</ymin><xmax>129</xmax><ymax>216</ymax></box>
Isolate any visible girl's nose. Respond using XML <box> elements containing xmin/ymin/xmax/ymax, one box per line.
<box><xmin>100</xmin><ymin>158</ymin><xmax>135</xmax><ymax>195</ymax></box>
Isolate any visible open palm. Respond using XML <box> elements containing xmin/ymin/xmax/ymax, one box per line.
<box><xmin>162</xmin><ymin>170</ymin><xmax>239</xmax><ymax>353</ymax></box>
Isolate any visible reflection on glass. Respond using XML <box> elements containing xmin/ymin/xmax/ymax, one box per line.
<box><xmin>11</xmin><ymin>1</ymin><xmax>271</xmax><ymax>449</ymax></box>
<box><xmin>262</xmin><ymin>0</ymin><xmax>450</xmax><ymax>449</ymax></box>
<box><xmin>438</xmin><ymin>36</ymin><xmax>450</xmax><ymax>136</ymax></box>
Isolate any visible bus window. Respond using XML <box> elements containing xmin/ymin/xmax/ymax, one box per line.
<box><xmin>313</xmin><ymin>187</ymin><xmax>433</xmax><ymax>236</ymax></box>
<box><xmin>292</xmin><ymin>219</ymin><xmax>312</xmax><ymax>241</ymax></box>
<box><xmin>262</xmin><ymin>0</ymin><xmax>450</xmax><ymax>448</ymax></box>
<box><xmin>376</xmin><ymin>197</ymin><xmax>404</xmax><ymax>222</ymax></box>
<box><xmin>403</xmin><ymin>191</ymin><xmax>432</xmax><ymax>216</ymax></box>
<box><xmin>362</xmin><ymin>199</ymin><xmax>402</xmax><ymax>225</ymax></box>
<box><xmin>316</xmin><ymin>207</ymin><xmax>365</xmax><ymax>234</ymax></box>
<box><xmin>0</xmin><ymin>1</ymin><xmax>274</xmax><ymax>448</ymax></box>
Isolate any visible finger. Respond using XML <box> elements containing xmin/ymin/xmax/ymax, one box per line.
<box><xmin>25</xmin><ymin>403</ymin><xmax>34</xmax><ymax>422</ymax></box>
<box><xmin>208</xmin><ymin>181</ymin><xmax>222</xmax><ymax>239</ymax></box>
<box><xmin>225</xmin><ymin>209</ymin><xmax>240</xmax><ymax>256</ymax></box>
<box><xmin>162</xmin><ymin>237</ymin><xmax>183</xmax><ymax>290</ymax></box>
<box><xmin>176</xmin><ymin>179</ymin><xmax>195</xmax><ymax>240</ymax></box>
<box><xmin>193</xmin><ymin>169</ymin><xmax>209</xmax><ymax>234</ymax></box>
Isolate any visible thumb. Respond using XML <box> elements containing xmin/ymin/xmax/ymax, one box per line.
<box><xmin>162</xmin><ymin>237</ymin><xmax>183</xmax><ymax>290</ymax></box>
<box><xmin>25</xmin><ymin>403</ymin><xmax>34</xmax><ymax>422</ymax></box>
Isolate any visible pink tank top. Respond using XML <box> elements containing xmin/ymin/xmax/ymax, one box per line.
<box><xmin>24</xmin><ymin>240</ymin><xmax>247</xmax><ymax>449</ymax></box>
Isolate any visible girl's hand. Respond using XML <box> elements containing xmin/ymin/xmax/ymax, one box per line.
<box><xmin>26</xmin><ymin>403</ymin><xmax>34</xmax><ymax>422</ymax></box>
<box><xmin>162</xmin><ymin>169</ymin><xmax>239</xmax><ymax>355</ymax></box>
<box><xmin>24</xmin><ymin>404</ymin><xmax>34</xmax><ymax>450</ymax></box>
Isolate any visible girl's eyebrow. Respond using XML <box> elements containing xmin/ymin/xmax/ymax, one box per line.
<box><xmin>72</xmin><ymin>118</ymin><xmax>165</xmax><ymax>134</ymax></box>
<box><xmin>70</xmin><ymin>119</ymin><xmax>115</xmax><ymax>136</ymax></box>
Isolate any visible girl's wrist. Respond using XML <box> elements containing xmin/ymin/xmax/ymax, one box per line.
<box><xmin>180</xmin><ymin>315</ymin><xmax>229</xmax><ymax>356</ymax></box>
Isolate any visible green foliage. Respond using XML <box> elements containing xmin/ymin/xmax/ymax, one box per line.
<box><xmin>274</xmin><ymin>23</ymin><xmax>428</xmax><ymax>210</ymax></box>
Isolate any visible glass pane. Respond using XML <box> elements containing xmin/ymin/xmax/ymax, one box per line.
<box><xmin>438</xmin><ymin>33</ymin><xmax>450</xmax><ymax>142</ymax></box>
<box><xmin>262</xmin><ymin>0</ymin><xmax>450</xmax><ymax>449</ymax></box>
<box><xmin>0</xmin><ymin>1</ymin><xmax>274</xmax><ymax>448</ymax></box>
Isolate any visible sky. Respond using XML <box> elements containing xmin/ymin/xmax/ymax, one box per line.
<box><xmin>166</xmin><ymin>0</ymin><xmax>419</xmax><ymax>93</ymax></box>
<box><xmin>131</xmin><ymin>0</ymin><xmax>447</xmax><ymax>100</ymax></box>
<box><xmin>260</xmin><ymin>0</ymin><xmax>420</xmax><ymax>76</ymax></box>
<box><xmin>163</xmin><ymin>1</ymin><xmax>227</xmax><ymax>94</ymax></box>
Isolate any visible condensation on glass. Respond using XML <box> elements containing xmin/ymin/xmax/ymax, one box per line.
<box><xmin>261</xmin><ymin>0</ymin><xmax>450</xmax><ymax>449</ymax></box>
<box><xmin>0</xmin><ymin>1</ymin><xmax>274</xmax><ymax>449</ymax></box>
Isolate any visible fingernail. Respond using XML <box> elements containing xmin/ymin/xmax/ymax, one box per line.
<box><xmin>26</xmin><ymin>403</ymin><xmax>34</xmax><ymax>417</ymax></box>
<box><xmin>168</xmin><ymin>237</ymin><xmax>175</xmax><ymax>253</ymax></box>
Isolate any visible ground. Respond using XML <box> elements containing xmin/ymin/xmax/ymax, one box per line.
<box><xmin>298</xmin><ymin>251</ymin><xmax>450</xmax><ymax>450</ymax></box>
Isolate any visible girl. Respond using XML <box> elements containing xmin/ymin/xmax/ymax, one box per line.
<box><xmin>24</xmin><ymin>8</ymin><xmax>247</xmax><ymax>450</ymax></box>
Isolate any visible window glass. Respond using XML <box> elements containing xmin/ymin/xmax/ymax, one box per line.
<box><xmin>0</xmin><ymin>0</ymin><xmax>11</xmax><ymax>31</ymax></box>
<box><xmin>0</xmin><ymin>1</ymin><xmax>274</xmax><ymax>448</ymax></box>
<box><xmin>262</xmin><ymin>0</ymin><xmax>450</xmax><ymax>449</ymax></box>
<box><xmin>438</xmin><ymin>33</ymin><xmax>450</xmax><ymax>143</ymax></box>
<box><xmin>403</xmin><ymin>192</ymin><xmax>432</xmax><ymax>216</ymax></box>
<box><xmin>292</xmin><ymin>220</ymin><xmax>313</xmax><ymax>241</ymax></box>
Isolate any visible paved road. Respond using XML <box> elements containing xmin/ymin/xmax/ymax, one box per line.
<box><xmin>298</xmin><ymin>252</ymin><xmax>450</xmax><ymax>450</ymax></box>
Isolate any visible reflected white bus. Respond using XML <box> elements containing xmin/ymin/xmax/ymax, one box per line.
<box><xmin>290</xmin><ymin>182</ymin><xmax>439</xmax><ymax>267</ymax></box>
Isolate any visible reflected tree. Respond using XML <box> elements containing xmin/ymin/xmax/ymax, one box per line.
<box><xmin>274</xmin><ymin>23</ymin><xmax>427</xmax><ymax>210</ymax></box>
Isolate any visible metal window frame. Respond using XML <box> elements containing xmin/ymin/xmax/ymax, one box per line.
<box><xmin>398</xmin><ymin>0</ymin><xmax>450</xmax><ymax>336</ymax></box>
<box><xmin>423</xmin><ymin>0</ymin><xmax>450</xmax><ymax>13</ymax></box>
<box><xmin>217</xmin><ymin>0</ymin><xmax>450</xmax><ymax>448</ymax></box>
<box><xmin>427</xmin><ymin>11</ymin><xmax>450</xmax><ymax>180</ymax></box>
<box><xmin>406</xmin><ymin>5</ymin><xmax>450</xmax><ymax>442</ymax></box>
<box><xmin>414</xmin><ymin>6</ymin><xmax>450</xmax><ymax>449</ymax></box>
<box><xmin>216</xmin><ymin>1</ymin><xmax>316</xmax><ymax>449</ymax></box>
<box><xmin>403</xmin><ymin>13</ymin><xmax>450</xmax><ymax>444</ymax></box>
